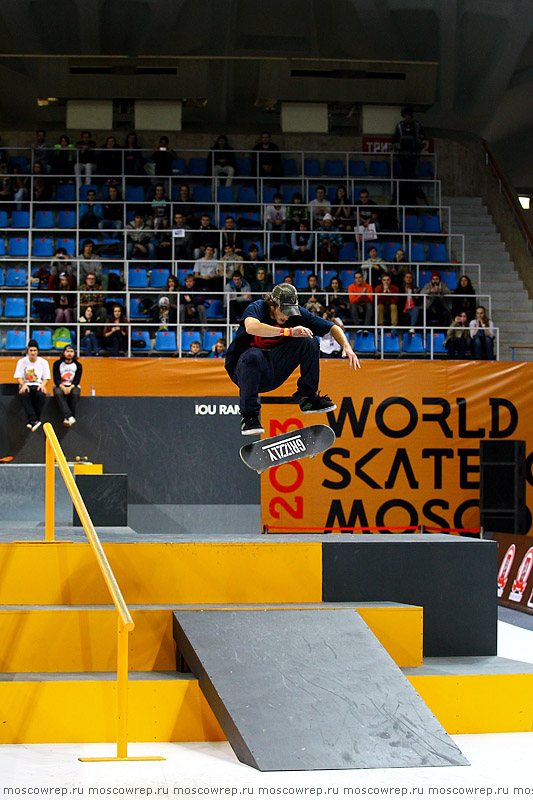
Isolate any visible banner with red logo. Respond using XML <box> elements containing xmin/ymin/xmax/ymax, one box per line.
<box><xmin>362</xmin><ymin>136</ymin><xmax>435</xmax><ymax>154</ymax></box>
<box><xmin>495</xmin><ymin>532</ymin><xmax>533</xmax><ymax>614</ymax></box>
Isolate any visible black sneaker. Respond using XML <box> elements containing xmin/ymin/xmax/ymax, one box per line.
<box><xmin>241</xmin><ymin>414</ymin><xmax>265</xmax><ymax>436</ymax></box>
<box><xmin>299</xmin><ymin>392</ymin><xmax>337</xmax><ymax>414</ymax></box>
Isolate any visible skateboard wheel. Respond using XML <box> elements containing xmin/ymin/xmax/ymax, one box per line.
<box><xmin>75</xmin><ymin>456</ymin><xmax>80</xmax><ymax>462</ymax></box>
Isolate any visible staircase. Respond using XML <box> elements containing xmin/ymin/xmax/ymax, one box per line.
<box><xmin>444</xmin><ymin>196</ymin><xmax>533</xmax><ymax>361</ymax></box>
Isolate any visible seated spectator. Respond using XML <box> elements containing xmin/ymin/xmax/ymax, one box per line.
<box><xmin>356</xmin><ymin>189</ymin><xmax>379</xmax><ymax>234</ymax></box>
<box><xmin>194</xmin><ymin>244</ymin><xmax>222</xmax><ymax>291</ymax></box>
<box><xmin>53</xmin><ymin>345</ymin><xmax>82</xmax><ymax>426</ymax></box>
<box><xmin>324</xmin><ymin>275</ymin><xmax>349</xmax><ymax>319</ymax></box>
<box><xmin>149</xmin><ymin>183</ymin><xmax>169</xmax><ymax>230</ymax></box>
<box><xmin>375</xmin><ymin>273</ymin><xmax>399</xmax><ymax>329</ymax></box>
<box><xmin>389</xmin><ymin>249</ymin><xmax>408</xmax><ymax>288</ymax></box>
<box><xmin>31</xmin><ymin>264</ymin><xmax>51</xmax><ymax>290</ymax></box>
<box><xmin>421</xmin><ymin>271</ymin><xmax>452</xmax><ymax>329</ymax></box>
<box><xmin>79</xmin><ymin>305</ymin><xmax>101</xmax><ymax>356</ymax></box>
<box><xmin>225</xmin><ymin>271</ymin><xmax>252</xmax><ymax>323</ymax></box>
<box><xmin>221</xmin><ymin>216</ymin><xmax>245</xmax><ymax>256</ymax></box>
<box><xmin>126</xmin><ymin>211</ymin><xmax>155</xmax><ymax>261</ymax></box>
<box><xmin>220</xmin><ymin>243</ymin><xmax>245</xmax><ymax>281</ymax></box>
<box><xmin>174</xmin><ymin>183</ymin><xmax>196</xmax><ymax>227</ymax></box>
<box><xmin>52</xmin><ymin>272</ymin><xmax>76</xmax><ymax>324</ymax></box>
<box><xmin>12</xmin><ymin>164</ymin><xmax>29</xmax><ymax>209</ymax></box>
<box><xmin>99</xmin><ymin>185</ymin><xmax>123</xmax><ymax>230</ymax></box>
<box><xmin>265</xmin><ymin>193</ymin><xmax>287</xmax><ymax>237</ymax></box>
<box><xmin>171</xmin><ymin>211</ymin><xmax>193</xmax><ymax>262</ymax></box>
<box><xmin>123</xmin><ymin>132</ymin><xmax>145</xmax><ymax>177</ymax></box>
<box><xmin>348</xmin><ymin>270</ymin><xmax>373</xmax><ymax>329</ymax></box>
<box><xmin>31</xmin><ymin>129</ymin><xmax>52</xmax><ymax>174</ymax></box>
<box><xmin>32</xmin><ymin>161</ymin><xmax>53</xmax><ymax>205</ymax></box>
<box><xmin>309</xmin><ymin>185</ymin><xmax>331</xmax><ymax>228</ymax></box>
<box><xmin>252</xmin><ymin>131</ymin><xmax>281</xmax><ymax>179</ymax></box>
<box><xmin>80</xmin><ymin>272</ymin><xmax>107</xmax><ymax>322</ymax></box>
<box><xmin>74</xmin><ymin>130</ymin><xmax>97</xmax><ymax>186</ymax></box>
<box><xmin>53</xmin><ymin>135</ymin><xmax>75</xmax><ymax>178</ymax></box>
<box><xmin>250</xmin><ymin>266</ymin><xmax>274</xmax><ymax>295</ymax></box>
<box><xmin>209</xmin><ymin>135</ymin><xmax>237</xmax><ymax>186</ymax></box>
<box><xmin>150</xmin><ymin>295</ymin><xmax>177</xmax><ymax>329</ymax></box>
<box><xmin>79</xmin><ymin>189</ymin><xmax>103</xmax><ymax>229</ymax></box>
<box><xmin>316</xmin><ymin>214</ymin><xmax>343</xmax><ymax>262</ymax></box>
<box><xmin>193</xmin><ymin>214</ymin><xmax>218</xmax><ymax>259</ymax></box>
<box><xmin>332</xmin><ymin>186</ymin><xmax>354</xmax><ymax>231</ymax></box>
<box><xmin>243</xmin><ymin>243</ymin><xmax>265</xmax><ymax>283</ymax></box>
<box><xmin>179</xmin><ymin>273</ymin><xmax>207</xmax><ymax>324</ymax></box>
<box><xmin>209</xmin><ymin>338</ymin><xmax>227</xmax><ymax>359</ymax></box>
<box><xmin>469</xmin><ymin>306</ymin><xmax>495</xmax><ymax>360</ymax></box>
<box><xmin>185</xmin><ymin>340</ymin><xmax>205</xmax><ymax>358</ymax></box>
<box><xmin>103</xmin><ymin>303</ymin><xmax>128</xmax><ymax>356</ymax></box>
<box><xmin>452</xmin><ymin>274</ymin><xmax>477</xmax><ymax>321</ymax></box>
<box><xmin>319</xmin><ymin>309</ymin><xmax>345</xmax><ymax>358</ymax></box>
<box><xmin>445</xmin><ymin>312</ymin><xmax>471</xmax><ymax>359</ymax></box>
<box><xmin>362</xmin><ymin>246</ymin><xmax>386</xmax><ymax>288</ymax></box>
<box><xmin>283</xmin><ymin>273</ymin><xmax>295</xmax><ymax>285</ymax></box>
<box><xmin>398</xmin><ymin>272</ymin><xmax>421</xmax><ymax>333</ymax></box>
<box><xmin>14</xmin><ymin>339</ymin><xmax>50</xmax><ymax>432</ymax></box>
<box><xmin>99</xmin><ymin>136</ymin><xmax>122</xmax><ymax>179</ymax></box>
<box><xmin>300</xmin><ymin>274</ymin><xmax>326</xmax><ymax>316</ymax></box>
<box><xmin>79</xmin><ymin>239</ymin><xmax>106</xmax><ymax>288</ymax></box>
<box><xmin>291</xmin><ymin>221</ymin><xmax>314</xmax><ymax>262</ymax></box>
<box><xmin>0</xmin><ymin>162</ymin><xmax>12</xmax><ymax>200</ymax></box>
<box><xmin>49</xmin><ymin>247</ymin><xmax>75</xmax><ymax>280</ymax></box>
<box><xmin>286</xmin><ymin>192</ymin><xmax>310</xmax><ymax>230</ymax></box>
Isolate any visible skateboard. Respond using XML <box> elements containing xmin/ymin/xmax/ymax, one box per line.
<box><xmin>240</xmin><ymin>424</ymin><xmax>336</xmax><ymax>474</ymax></box>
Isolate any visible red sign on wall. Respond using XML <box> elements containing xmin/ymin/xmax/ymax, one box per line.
<box><xmin>495</xmin><ymin>532</ymin><xmax>533</xmax><ymax>615</ymax></box>
<box><xmin>362</xmin><ymin>136</ymin><xmax>435</xmax><ymax>154</ymax></box>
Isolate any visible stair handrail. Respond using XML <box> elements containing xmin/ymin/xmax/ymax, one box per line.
<box><xmin>483</xmin><ymin>142</ymin><xmax>533</xmax><ymax>253</ymax></box>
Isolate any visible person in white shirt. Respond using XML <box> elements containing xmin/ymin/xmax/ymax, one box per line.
<box><xmin>469</xmin><ymin>305</ymin><xmax>495</xmax><ymax>360</ymax></box>
<box><xmin>309</xmin><ymin>185</ymin><xmax>332</xmax><ymax>228</ymax></box>
<box><xmin>319</xmin><ymin>309</ymin><xmax>345</xmax><ymax>358</ymax></box>
<box><xmin>265</xmin><ymin>193</ymin><xmax>288</xmax><ymax>240</ymax></box>
<box><xmin>193</xmin><ymin>245</ymin><xmax>223</xmax><ymax>291</ymax></box>
<box><xmin>14</xmin><ymin>340</ymin><xmax>51</xmax><ymax>432</ymax></box>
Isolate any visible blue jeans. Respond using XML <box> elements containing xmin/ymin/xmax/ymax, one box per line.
<box><xmin>472</xmin><ymin>332</ymin><xmax>494</xmax><ymax>360</ymax></box>
<box><xmin>81</xmin><ymin>332</ymin><xmax>100</xmax><ymax>356</ymax></box>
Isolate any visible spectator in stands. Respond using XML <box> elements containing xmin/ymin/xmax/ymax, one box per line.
<box><xmin>252</xmin><ymin>131</ymin><xmax>281</xmax><ymax>179</ymax></box>
<box><xmin>151</xmin><ymin>136</ymin><xmax>176</xmax><ymax>181</ymax></box>
<box><xmin>79</xmin><ymin>239</ymin><xmax>106</xmax><ymax>288</ymax></box>
<box><xmin>317</xmin><ymin>214</ymin><xmax>343</xmax><ymax>262</ymax></box>
<box><xmin>309</xmin><ymin>185</ymin><xmax>331</xmax><ymax>228</ymax></box>
<box><xmin>53</xmin><ymin>135</ymin><xmax>75</xmax><ymax>178</ymax></box>
<box><xmin>32</xmin><ymin>161</ymin><xmax>53</xmax><ymax>205</ymax></box>
<box><xmin>469</xmin><ymin>306</ymin><xmax>494</xmax><ymax>360</ymax></box>
<box><xmin>12</xmin><ymin>164</ymin><xmax>29</xmax><ymax>209</ymax></box>
<box><xmin>149</xmin><ymin>183</ymin><xmax>169</xmax><ymax>230</ymax></box>
<box><xmin>286</xmin><ymin>192</ymin><xmax>310</xmax><ymax>230</ymax></box>
<box><xmin>221</xmin><ymin>216</ymin><xmax>245</xmax><ymax>256</ymax></box>
<box><xmin>79</xmin><ymin>188</ymin><xmax>103</xmax><ymax>229</ymax></box>
<box><xmin>398</xmin><ymin>272</ymin><xmax>421</xmax><ymax>333</ymax></box>
<box><xmin>362</xmin><ymin>246</ymin><xmax>386</xmax><ymax>287</ymax></box>
<box><xmin>291</xmin><ymin>221</ymin><xmax>314</xmax><ymax>262</ymax></box>
<box><xmin>243</xmin><ymin>243</ymin><xmax>265</xmax><ymax>284</ymax></box>
<box><xmin>421</xmin><ymin>271</ymin><xmax>452</xmax><ymax>329</ymax></box>
<box><xmin>74</xmin><ymin>131</ymin><xmax>97</xmax><ymax>186</ymax></box>
<box><xmin>79</xmin><ymin>305</ymin><xmax>101</xmax><ymax>356</ymax></box>
<box><xmin>80</xmin><ymin>272</ymin><xmax>107</xmax><ymax>323</ymax></box>
<box><xmin>375</xmin><ymin>273</ymin><xmax>399</xmax><ymax>329</ymax></box>
<box><xmin>14</xmin><ymin>339</ymin><xmax>50</xmax><ymax>432</ymax></box>
<box><xmin>319</xmin><ymin>309</ymin><xmax>345</xmax><ymax>358</ymax></box>
<box><xmin>123</xmin><ymin>132</ymin><xmax>145</xmax><ymax>176</ymax></box>
<box><xmin>250</xmin><ymin>266</ymin><xmax>273</xmax><ymax>296</ymax></box>
<box><xmin>53</xmin><ymin>345</ymin><xmax>82</xmax><ymax>426</ymax></box>
<box><xmin>0</xmin><ymin>135</ymin><xmax>7</xmax><ymax>165</ymax></box>
<box><xmin>332</xmin><ymin>186</ymin><xmax>354</xmax><ymax>232</ymax></box>
<box><xmin>283</xmin><ymin>273</ymin><xmax>295</xmax><ymax>285</ymax></box>
<box><xmin>452</xmin><ymin>274</ymin><xmax>477</xmax><ymax>321</ymax></box>
<box><xmin>389</xmin><ymin>249</ymin><xmax>408</xmax><ymax>288</ymax></box>
<box><xmin>49</xmin><ymin>247</ymin><xmax>75</xmax><ymax>280</ymax></box>
<box><xmin>99</xmin><ymin>185</ymin><xmax>123</xmax><ymax>230</ymax></box>
<box><xmin>150</xmin><ymin>295</ymin><xmax>177</xmax><ymax>330</ymax></box>
<box><xmin>348</xmin><ymin>270</ymin><xmax>373</xmax><ymax>329</ymax></box>
<box><xmin>0</xmin><ymin>163</ymin><xmax>12</xmax><ymax>200</ymax></box>
<box><xmin>225</xmin><ymin>270</ymin><xmax>252</xmax><ymax>323</ymax></box>
<box><xmin>444</xmin><ymin>312</ymin><xmax>470</xmax><ymax>359</ymax></box>
<box><xmin>32</xmin><ymin>264</ymin><xmax>51</xmax><ymax>290</ymax></box>
<box><xmin>392</xmin><ymin>107</ymin><xmax>425</xmax><ymax>180</ymax></box>
<box><xmin>31</xmin><ymin>129</ymin><xmax>52</xmax><ymax>173</ymax></box>
<box><xmin>265</xmin><ymin>193</ymin><xmax>288</xmax><ymax>238</ymax></box>
<box><xmin>99</xmin><ymin>136</ymin><xmax>122</xmax><ymax>179</ymax></box>
<box><xmin>103</xmin><ymin>303</ymin><xmax>128</xmax><ymax>356</ymax></box>
<box><xmin>170</xmin><ymin>211</ymin><xmax>193</xmax><ymax>262</ymax></box>
<box><xmin>209</xmin><ymin>338</ymin><xmax>227</xmax><ymax>359</ymax></box>
<box><xmin>174</xmin><ymin>183</ymin><xmax>195</xmax><ymax>227</ymax></box>
<box><xmin>209</xmin><ymin>135</ymin><xmax>237</xmax><ymax>187</ymax></box>
<box><xmin>179</xmin><ymin>273</ymin><xmax>207</xmax><ymax>325</ymax></box>
<box><xmin>52</xmin><ymin>272</ymin><xmax>76</xmax><ymax>324</ymax></box>
<box><xmin>300</xmin><ymin>274</ymin><xmax>326</xmax><ymax>316</ymax></box>
<box><xmin>193</xmin><ymin>214</ymin><xmax>218</xmax><ymax>259</ymax></box>
<box><xmin>220</xmin><ymin>243</ymin><xmax>245</xmax><ymax>281</ymax></box>
<box><xmin>126</xmin><ymin>211</ymin><xmax>155</xmax><ymax>261</ymax></box>
<box><xmin>161</xmin><ymin>275</ymin><xmax>180</xmax><ymax>320</ymax></box>
<box><xmin>355</xmin><ymin>189</ymin><xmax>379</xmax><ymax>234</ymax></box>
<box><xmin>324</xmin><ymin>275</ymin><xmax>349</xmax><ymax>319</ymax></box>
<box><xmin>194</xmin><ymin>245</ymin><xmax>221</xmax><ymax>291</ymax></box>
<box><xmin>185</xmin><ymin>340</ymin><xmax>204</xmax><ymax>358</ymax></box>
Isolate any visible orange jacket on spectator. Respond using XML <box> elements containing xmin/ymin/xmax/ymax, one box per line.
<box><xmin>348</xmin><ymin>281</ymin><xmax>373</xmax><ymax>305</ymax></box>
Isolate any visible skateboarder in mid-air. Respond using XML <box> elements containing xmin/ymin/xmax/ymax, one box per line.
<box><xmin>225</xmin><ymin>284</ymin><xmax>360</xmax><ymax>435</ymax></box>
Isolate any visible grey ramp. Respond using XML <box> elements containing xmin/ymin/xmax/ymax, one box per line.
<box><xmin>173</xmin><ymin>607</ymin><xmax>469</xmax><ymax>772</ymax></box>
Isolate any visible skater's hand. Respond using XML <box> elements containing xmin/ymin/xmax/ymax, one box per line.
<box><xmin>342</xmin><ymin>346</ymin><xmax>361</xmax><ymax>370</ymax></box>
<box><xmin>19</xmin><ymin>382</ymin><xmax>29</xmax><ymax>393</ymax></box>
<box><xmin>290</xmin><ymin>325</ymin><xmax>314</xmax><ymax>338</ymax></box>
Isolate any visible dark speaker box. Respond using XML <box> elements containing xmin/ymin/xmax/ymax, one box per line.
<box><xmin>480</xmin><ymin>440</ymin><xmax>527</xmax><ymax>535</ymax></box>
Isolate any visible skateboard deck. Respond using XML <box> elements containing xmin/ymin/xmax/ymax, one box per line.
<box><xmin>240</xmin><ymin>424</ymin><xmax>336</xmax><ymax>474</ymax></box>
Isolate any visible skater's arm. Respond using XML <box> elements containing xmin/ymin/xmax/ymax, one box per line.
<box><xmin>244</xmin><ymin>317</ymin><xmax>313</xmax><ymax>338</ymax></box>
<box><xmin>331</xmin><ymin>325</ymin><xmax>361</xmax><ymax>369</ymax></box>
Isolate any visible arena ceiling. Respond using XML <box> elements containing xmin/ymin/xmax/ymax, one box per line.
<box><xmin>0</xmin><ymin>0</ymin><xmax>532</xmax><ymax>188</ymax></box>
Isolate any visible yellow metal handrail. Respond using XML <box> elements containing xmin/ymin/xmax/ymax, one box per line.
<box><xmin>42</xmin><ymin>423</ymin><xmax>163</xmax><ymax>763</ymax></box>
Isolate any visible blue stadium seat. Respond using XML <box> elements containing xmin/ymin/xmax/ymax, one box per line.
<box><xmin>426</xmin><ymin>332</ymin><xmax>446</xmax><ymax>354</ymax></box>
<box><xmin>293</xmin><ymin>270</ymin><xmax>313</xmax><ymax>289</ymax></box>
<box><xmin>274</xmin><ymin>268</ymin><xmax>289</xmax><ymax>284</ymax></box>
<box><xmin>236</xmin><ymin>157</ymin><xmax>252</xmax><ymax>176</ymax></box>
<box><xmin>56</xmin><ymin>237</ymin><xmax>76</xmax><ymax>257</ymax></box>
<box><xmin>281</xmin><ymin>159</ymin><xmax>298</xmax><ymax>176</ymax></box>
<box><xmin>349</xmin><ymin>160</ymin><xmax>367</xmax><ymax>177</ymax></box>
<box><xmin>243</xmin><ymin>239</ymin><xmax>263</xmax><ymax>257</ymax></box>
<box><xmin>0</xmin><ymin>239</ymin><xmax>5</xmax><ymax>256</ymax></box>
<box><xmin>339</xmin><ymin>242</ymin><xmax>356</xmax><ymax>261</ymax></box>
<box><xmin>340</xmin><ymin>270</ymin><xmax>355</xmax><ymax>287</ymax></box>
<box><xmin>56</xmin><ymin>184</ymin><xmax>76</xmax><ymax>202</ymax></box>
<box><xmin>239</xmin><ymin>211</ymin><xmax>261</xmax><ymax>228</ymax></box>
<box><xmin>0</xmin><ymin>268</ymin><xmax>4</xmax><ymax>286</ymax></box>
<box><xmin>382</xmin><ymin>332</ymin><xmax>401</xmax><ymax>354</ymax></box>
<box><xmin>32</xmin><ymin>237</ymin><xmax>54</xmax><ymax>257</ymax></box>
<box><xmin>409</xmin><ymin>242</ymin><xmax>426</xmax><ymax>262</ymax></box>
<box><xmin>79</xmin><ymin>184</ymin><xmax>98</xmax><ymax>200</ymax></box>
<box><xmin>403</xmin><ymin>213</ymin><xmax>420</xmax><ymax>233</ymax></box>
<box><xmin>369</xmin><ymin>160</ymin><xmax>390</xmax><ymax>177</ymax></box>
<box><xmin>11</xmin><ymin>211</ymin><xmax>30</xmax><ymax>228</ymax></box>
<box><xmin>6</xmin><ymin>268</ymin><xmax>27</xmax><ymax>287</ymax></box>
<box><xmin>216</xmin><ymin>186</ymin><xmax>234</xmax><ymax>203</ymax></box>
<box><xmin>171</xmin><ymin>158</ymin><xmax>186</xmax><ymax>175</ymax></box>
<box><xmin>324</xmin><ymin>159</ymin><xmax>345</xmax><ymax>177</ymax></box>
<box><xmin>402</xmin><ymin>333</ymin><xmax>425</xmax><ymax>354</ymax></box>
<box><xmin>304</xmin><ymin>159</ymin><xmax>321</xmax><ymax>176</ymax></box>
<box><xmin>155</xmin><ymin>331</ymin><xmax>177</xmax><ymax>351</ymax></box>
<box><xmin>321</xmin><ymin>269</ymin><xmax>338</xmax><ymax>287</ymax></box>
<box><xmin>262</xmin><ymin>186</ymin><xmax>278</xmax><ymax>204</ymax></box>
<box><xmin>236</xmin><ymin>186</ymin><xmax>257</xmax><ymax>204</ymax></box>
<box><xmin>150</xmin><ymin>268</ymin><xmax>170</xmax><ymax>288</ymax></box>
<box><xmin>180</xmin><ymin>330</ymin><xmax>201</xmax><ymax>351</ymax></box>
<box><xmin>202</xmin><ymin>330</ymin><xmax>223</xmax><ymax>351</ymax></box>
<box><xmin>30</xmin><ymin>296</ymin><xmax>53</xmax><ymax>317</ymax></box>
<box><xmin>192</xmin><ymin>186</ymin><xmax>212</xmax><ymax>203</ymax></box>
<box><xmin>128</xmin><ymin>268</ymin><xmax>148</xmax><ymax>288</ymax></box>
<box><xmin>442</xmin><ymin>270</ymin><xmax>458</xmax><ymax>290</ymax></box>
<box><xmin>31</xmin><ymin>329</ymin><xmax>53</xmax><ymax>350</ymax></box>
<box><xmin>188</xmin><ymin>158</ymin><xmax>207</xmax><ymax>175</ymax></box>
<box><xmin>205</xmin><ymin>299</ymin><xmax>223</xmax><ymax>318</ymax></box>
<box><xmin>131</xmin><ymin>330</ymin><xmax>151</xmax><ymax>351</ymax></box>
<box><xmin>57</xmin><ymin>210</ymin><xmax>77</xmax><ymax>228</ymax></box>
<box><xmin>129</xmin><ymin>298</ymin><xmax>147</xmax><ymax>318</ymax></box>
<box><xmin>100</xmin><ymin>238</ymin><xmax>122</xmax><ymax>258</ymax></box>
<box><xmin>382</xmin><ymin>242</ymin><xmax>402</xmax><ymax>261</ymax></box>
<box><xmin>419</xmin><ymin>270</ymin><xmax>432</xmax><ymax>288</ymax></box>
<box><xmin>125</xmin><ymin>185</ymin><xmax>145</xmax><ymax>202</ymax></box>
<box><xmin>418</xmin><ymin>161</ymin><xmax>434</xmax><ymax>178</ymax></box>
<box><xmin>10</xmin><ymin>156</ymin><xmax>29</xmax><ymax>173</ymax></box>
<box><xmin>282</xmin><ymin>185</ymin><xmax>302</xmax><ymax>204</ymax></box>
<box><xmin>33</xmin><ymin>210</ymin><xmax>54</xmax><ymax>228</ymax></box>
<box><xmin>177</xmin><ymin>268</ymin><xmax>194</xmax><ymax>285</ymax></box>
<box><xmin>354</xmin><ymin>331</ymin><xmax>376</xmax><ymax>353</ymax></box>
<box><xmin>4</xmin><ymin>297</ymin><xmax>26</xmax><ymax>318</ymax></box>
<box><xmin>0</xmin><ymin>210</ymin><xmax>7</xmax><ymax>227</ymax></box>
<box><xmin>427</xmin><ymin>243</ymin><xmax>448</xmax><ymax>263</ymax></box>
<box><xmin>420</xmin><ymin>214</ymin><xmax>441</xmax><ymax>234</ymax></box>
<box><xmin>5</xmin><ymin>329</ymin><xmax>27</xmax><ymax>350</ymax></box>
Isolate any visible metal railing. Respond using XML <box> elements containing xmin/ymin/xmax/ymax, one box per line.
<box><xmin>42</xmin><ymin>422</ymin><xmax>164</xmax><ymax>764</ymax></box>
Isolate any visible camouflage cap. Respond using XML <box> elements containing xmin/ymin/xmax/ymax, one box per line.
<box><xmin>271</xmin><ymin>283</ymin><xmax>301</xmax><ymax>317</ymax></box>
